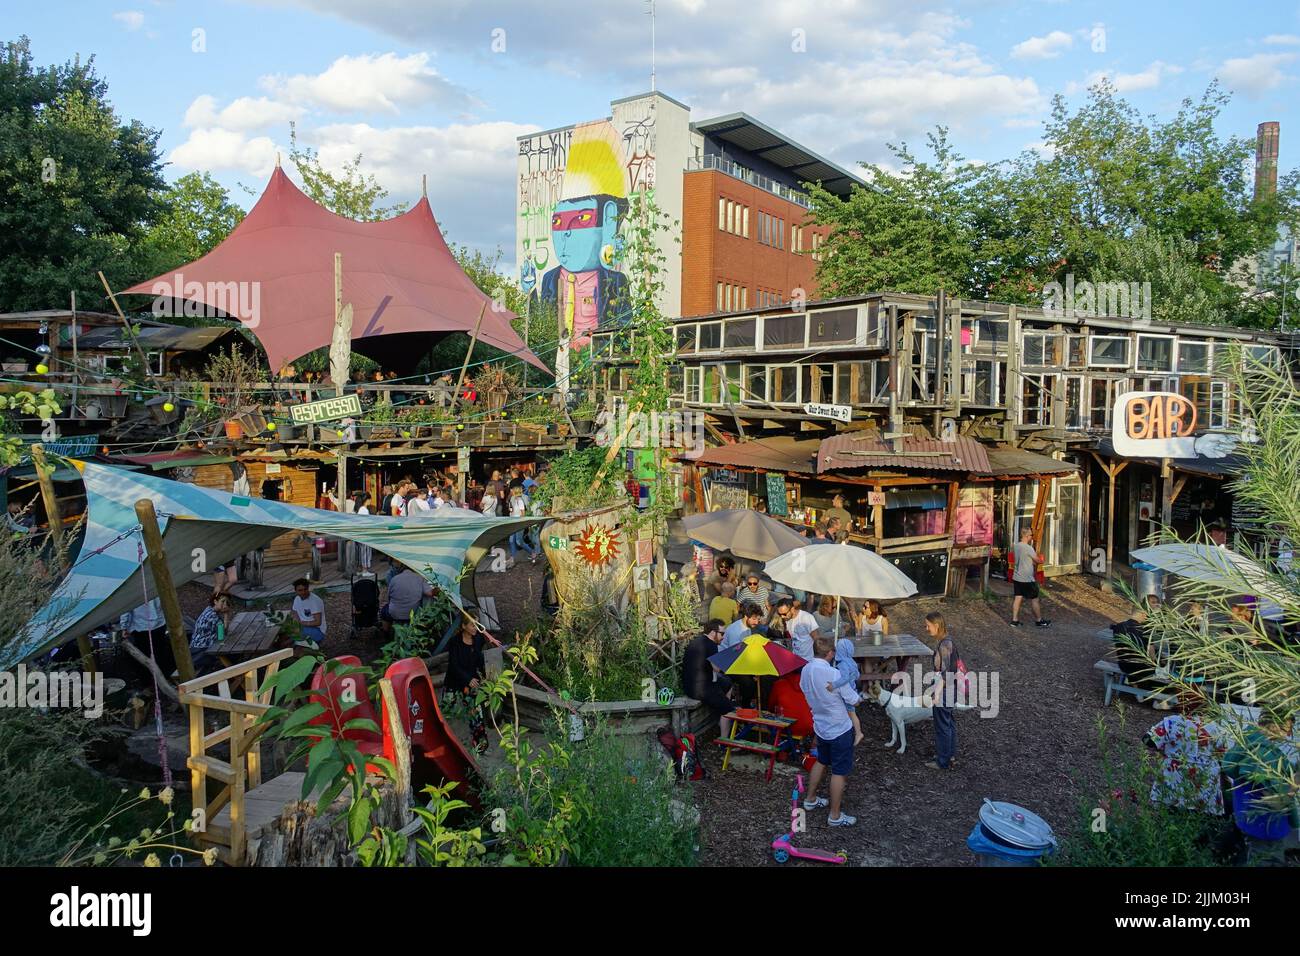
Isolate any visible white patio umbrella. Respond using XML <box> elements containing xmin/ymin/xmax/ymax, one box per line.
<box><xmin>764</xmin><ymin>542</ymin><xmax>918</xmax><ymax>636</ymax></box>
<box><xmin>682</xmin><ymin>508</ymin><xmax>812</xmax><ymax>562</ymax></box>
<box><xmin>1130</xmin><ymin>543</ymin><xmax>1289</xmax><ymax>618</ymax></box>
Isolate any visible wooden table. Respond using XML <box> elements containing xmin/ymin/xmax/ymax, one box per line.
<box><xmin>850</xmin><ymin>632</ymin><xmax>934</xmax><ymax>683</ymax></box>
<box><xmin>217</xmin><ymin>611</ymin><xmax>284</xmax><ymax>661</ymax></box>
<box><xmin>713</xmin><ymin>710</ymin><xmax>797</xmax><ymax>781</ymax></box>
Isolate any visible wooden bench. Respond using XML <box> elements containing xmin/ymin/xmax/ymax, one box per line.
<box><xmin>1094</xmin><ymin>659</ymin><xmax>1176</xmax><ymax>709</ymax></box>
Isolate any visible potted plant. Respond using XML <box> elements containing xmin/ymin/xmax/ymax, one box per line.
<box><xmin>365</xmin><ymin>396</ymin><xmax>398</xmax><ymax>439</ymax></box>
<box><xmin>570</xmin><ymin>398</ymin><xmax>598</xmax><ymax>436</ymax></box>
<box><xmin>476</xmin><ymin>362</ymin><xmax>516</xmax><ymax>417</ymax></box>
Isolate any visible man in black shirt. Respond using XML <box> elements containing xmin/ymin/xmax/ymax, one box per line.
<box><xmin>682</xmin><ymin>619</ymin><xmax>733</xmax><ymax>737</ymax></box>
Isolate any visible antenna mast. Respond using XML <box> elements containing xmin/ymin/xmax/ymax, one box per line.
<box><xmin>648</xmin><ymin>0</ymin><xmax>656</xmax><ymax>92</ymax></box>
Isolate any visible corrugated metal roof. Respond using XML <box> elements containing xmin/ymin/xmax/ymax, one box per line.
<box><xmin>983</xmin><ymin>447</ymin><xmax>1080</xmax><ymax>478</ymax></box>
<box><xmin>75</xmin><ymin>324</ymin><xmax>239</xmax><ymax>351</ymax></box>
<box><xmin>685</xmin><ymin>436</ymin><xmax>821</xmax><ymax>474</ymax></box>
<box><xmin>816</xmin><ymin>434</ymin><xmax>992</xmax><ymax>475</ymax></box>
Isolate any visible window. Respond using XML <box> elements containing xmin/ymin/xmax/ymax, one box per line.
<box><xmin>776</xmin><ymin>219</ymin><xmax>784</xmax><ymax>250</ymax></box>
<box><xmin>676</xmin><ymin>324</ymin><xmax>697</xmax><ymax>353</ymax></box>
<box><xmin>701</xmin><ymin>365</ymin><xmax>721</xmax><ymax>404</ymax></box>
<box><xmin>684</xmin><ymin>367</ymin><xmax>702</xmax><ymax>403</ymax></box>
<box><xmin>1020</xmin><ymin>373</ymin><xmax>1056</xmax><ymax>426</ymax></box>
<box><xmin>973</xmin><ymin>360</ymin><xmax>1003</xmax><ymax>406</ymax></box>
<box><xmin>1066</xmin><ymin>335</ymin><xmax>1088</xmax><ymax>369</ymax></box>
<box><xmin>769</xmin><ymin>365</ymin><xmax>798</xmax><ymax>403</ymax></box>
<box><xmin>1090</xmin><ymin>379</ymin><xmax>1119</xmax><ymax>429</ymax></box>
<box><xmin>1244</xmin><ymin>344</ymin><xmax>1280</xmax><ymax>368</ymax></box>
<box><xmin>724</xmin><ymin>284</ymin><xmax>732</xmax><ymax>312</ymax></box>
<box><xmin>763</xmin><ymin>314</ymin><xmax>806</xmax><ymax>349</ymax></box>
<box><xmin>1089</xmin><ymin>335</ymin><xmax>1131</xmax><ymax>368</ymax></box>
<box><xmin>740</xmin><ymin>287</ymin><xmax>748</xmax><ymax>310</ymax></box>
<box><xmin>1022</xmin><ymin>332</ymin><xmax>1063</xmax><ymax>367</ymax></box>
<box><xmin>698</xmin><ymin>321</ymin><xmax>722</xmax><ymax>351</ymax></box>
<box><xmin>718</xmin><ymin>197</ymin><xmax>726</xmax><ymax>230</ymax></box>
<box><xmin>1136</xmin><ymin>334</ymin><xmax>1175</xmax><ymax>372</ymax></box>
<box><xmin>668</xmin><ymin>365</ymin><xmax>683</xmax><ymax>397</ymax></box>
<box><xmin>811</xmin><ymin>232</ymin><xmax>823</xmax><ymax>261</ymax></box>
<box><xmin>715</xmin><ymin>282</ymin><xmax>723</xmax><ymax>312</ymax></box>
<box><xmin>722</xmin><ymin>362</ymin><xmax>743</xmax><ymax>403</ymax></box>
<box><xmin>742</xmin><ymin>207</ymin><xmax>749</xmax><ymax>238</ymax></box>
<box><xmin>1182</xmin><ymin>378</ymin><xmax>1229</xmax><ymax>429</ymax></box>
<box><xmin>802</xmin><ymin>363</ymin><xmax>835</xmax><ymax>404</ymax></box>
<box><xmin>974</xmin><ymin>318</ymin><xmax>1008</xmax><ymax>353</ymax></box>
<box><xmin>1064</xmin><ymin>376</ymin><xmax>1085</xmax><ymax>430</ymax></box>
<box><xmin>744</xmin><ymin>364</ymin><xmax>767</xmax><ymax>402</ymax></box>
<box><xmin>807</xmin><ymin>308</ymin><xmax>858</xmax><ymax>346</ymax></box>
<box><xmin>1177</xmin><ymin>340</ymin><xmax>1210</xmax><ymax>373</ymax></box>
<box><xmin>725</xmin><ymin>318</ymin><xmax>755</xmax><ymax>349</ymax></box>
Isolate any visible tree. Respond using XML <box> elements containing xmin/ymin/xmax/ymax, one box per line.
<box><xmin>0</xmin><ymin>37</ymin><xmax>166</xmax><ymax>312</ymax></box>
<box><xmin>287</xmin><ymin>123</ymin><xmax>406</xmax><ymax>222</ymax></box>
<box><xmin>1089</xmin><ymin>229</ymin><xmax>1228</xmax><ymax>327</ymax></box>
<box><xmin>138</xmin><ymin>171</ymin><xmax>245</xmax><ymax>273</ymax></box>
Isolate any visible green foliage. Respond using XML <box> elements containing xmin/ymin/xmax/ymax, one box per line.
<box><xmin>0</xmin><ymin>36</ymin><xmax>166</xmax><ymax>312</ymax></box>
<box><xmin>531</xmin><ymin>446</ymin><xmax>626</xmax><ymax>514</ymax></box>
<box><xmin>138</xmin><ymin>171</ymin><xmax>245</xmax><ymax>280</ymax></box>
<box><xmin>1053</xmin><ymin>712</ymin><xmax>1231</xmax><ymax>867</ymax></box>
<box><xmin>409</xmin><ymin>781</ymin><xmax>488</xmax><ymax>866</ymax></box>
<box><xmin>809</xmin><ymin>81</ymin><xmax>1299</xmax><ymax>328</ymax></box>
<box><xmin>0</xmin><ymin>388</ymin><xmax>63</xmax><ymax>466</ymax></box>
<box><xmin>374</xmin><ymin>596</ymin><xmax>457</xmax><ymax>676</ymax></box>
<box><xmin>288</xmin><ymin>123</ymin><xmax>406</xmax><ymax>222</ymax></box>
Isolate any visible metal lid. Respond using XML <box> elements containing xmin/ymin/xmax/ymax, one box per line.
<box><xmin>979</xmin><ymin>799</ymin><xmax>1057</xmax><ymax>849</ymax></box>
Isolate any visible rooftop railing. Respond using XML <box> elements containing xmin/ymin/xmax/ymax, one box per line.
<box><xmin>686</xmin><ymin>155</ymin><xmax>813</xmax><ymax>209</ymax></box>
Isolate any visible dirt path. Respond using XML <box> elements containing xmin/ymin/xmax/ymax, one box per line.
<box><xmin>694</xmin><ymin>576</ymin><xmax>1148</xmax><ymax>866</ymax></box>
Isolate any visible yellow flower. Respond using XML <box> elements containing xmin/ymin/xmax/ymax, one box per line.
<box><xmin>202</xmin><ymin>848</ymin><xmax>218</xmax><ymax>866</ymax></box>
<box><xmin>138</xmin><ymin>787</ymin><xmax>151</xmax><ymax>800</ymax></box>
<box><xmin>143</xmin><ymin>854</ymin><xmax>161</xmax><ymax>868</ymax></box>
<box><xmin>158</xmin><ymin>787</ymin><xmax>174</xmax><ymax>806</ymax></box>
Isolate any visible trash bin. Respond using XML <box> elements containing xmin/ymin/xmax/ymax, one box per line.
<box><xmin>1131</xmin><ymin>561</ymin><xmax>1164</xmax><ymax>599</ymax></box>
<box><xmin>1228</xmin><ymin>779</ymin><xmax>1294</xmax><ymax>841</ymax></box>
<box><xmin>968</xmin><ymin>799</ymin><xmax>1057</xmax><ymax>867</ymax></box>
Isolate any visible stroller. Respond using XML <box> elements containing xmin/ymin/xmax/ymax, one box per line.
<box><xmin>350</xmin><ymin>573</ymin><xmax>380</xmax><ymax>640</ymax></box>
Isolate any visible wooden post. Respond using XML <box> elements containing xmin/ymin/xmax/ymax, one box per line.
<box><xmin>453</xmin><ymin>303</ymin><xmax>488</xmax><ymax>401</ymax></box>
<box><xmin>589</xmin><ymin>402</ymin><xmax>644</xmax><ymax>494</ymax></box>
<box><xmin>134</xmin><ymin>498</ymin><xmax>195</xmax><ymax>682</ymax></box>
<box><xmin>98</xmin><ymin>272</ymin><xmax>160</xmax><ymax>391</ymax></box>
<box><xmin>1159</xmin><ymin>458</ymin><xmax>1174</xmax><ymax>530</ymax></box>
<box><xmin>1004</xmin><ymin>304</ymin><xmax>1019</xmax><ymax>443</ymax></box>
<box><xmin>32</xmin><ymin>444</ymin><xmax>95</xmax><ymax>671</ymax></box>
<box><xmin>378</xmin><ymin>678</ymin><xmax>412</xmax><ymax>806</ymax></box>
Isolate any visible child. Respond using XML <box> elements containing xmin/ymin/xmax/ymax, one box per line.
<box><xmin>826</xmin><ymin>635</ymin><xmax>864</xmax><ymax>746</ymax></box>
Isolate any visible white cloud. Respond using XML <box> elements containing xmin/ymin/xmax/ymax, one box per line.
<box><xmin>261</xmin><ymin>52</ymin><xmax>474</xmax><ymax>115</ymax></box>
<box><xmin>1262</xmin><ymin>34</ymin><xmax>1300</xmax><ymax>46</ymax></box>
<box><xmin>1011</xmin><ymin>30</ymin><xmax>1073</xmax><ymax>60</ymax></box>
<box><xmin>183</xmin><ymin>94</ymin><xmax>303</xmax><ymax>131</ymax></box>
<box><xmin>168</xmin><ymin>128</ymin><xmax>282</xmax><ymax>178</ymax></box>
<box><xmin>113</xmin><ymin>11</ymin><xmax>144</xmax><ymax>31</ymax></box>
<box><xmin>1074</xmin><ymin>61</ymin><xmax>1183</xmax><ymax>94</ymax></box>
<box><xmin>1216</xmin><ymin>52</ymin><xmax>1297</xmax><ymax>97</ymax></box>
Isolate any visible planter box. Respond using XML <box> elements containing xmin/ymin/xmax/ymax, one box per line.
<box><xmin>512</xmin><ymin>684</ymin><xmax>712</xmax><ymax>739</ymax></box>
<box><xmin>571</xmin><ymin>417</ymin><xmax>595</xmax><ymax>437</ymax></box>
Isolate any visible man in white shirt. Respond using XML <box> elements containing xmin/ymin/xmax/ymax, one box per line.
<box><xmin>799</xmin><ymin>635</ymin><xmax>862</xmax><ymax>827</ymax></box>
<box><xmin>291</xmin><ymin>578</ymin><xmax>327</xmax><ymax>646</ymax></box>
<box><xmin>409</xmin><ymin>489</ymin><xmax>432</xmax><ymax>513</ymax></box>
<box><xmin>775</xmin><ymin>596</ymin><xmax>822</xmax><ymax>661</ymax></box>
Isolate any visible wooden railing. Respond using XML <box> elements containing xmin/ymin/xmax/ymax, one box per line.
<box><xmin>178</xmin><ymin>648</ymin><xmax>292</xmax><ymax>866</ymax></box>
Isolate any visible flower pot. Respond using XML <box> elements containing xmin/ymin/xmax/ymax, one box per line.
<box><xmin>224</xmin><ymin>420</ymin><xmax>244</xmax><ymax>440</ymax></box>
<box><xmin>572</xmin><ymin>417</ymin><xmax>594</xmax><ymax>437</ymax></box>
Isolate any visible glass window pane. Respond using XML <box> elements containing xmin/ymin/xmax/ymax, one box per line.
<box><xmin>698</xmin><ymin>322</ymin><xmax>722</xmax><ymax>350</ymax></box>
<box><xmin>676</xmin><ymin>325</ymin><xmax>696</xmax><ymax>353</ymax></box>
<box><xmin>763</xmin><ymin>314</ymin><xmax>806</xmax><ymax>348</ymax></box>
<box><xmin>725</xmin><ymin>318</ymin><xmax>755</xmax><ymax>349</ymax></box>
<box><xmin>807</xmin><ymin>308</ymin><xmax>858</xmax><ymax>346</ymax></box>
<box><xmin>1136</xmin><ymin>336</ymin><xmax>1174</xmax><ymax>372</ymax></box>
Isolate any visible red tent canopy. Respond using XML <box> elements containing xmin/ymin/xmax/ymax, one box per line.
<box><xmin>125</xmin><ymin>167</ymin><xmax>548</xmax><ymax>375</ymax></box>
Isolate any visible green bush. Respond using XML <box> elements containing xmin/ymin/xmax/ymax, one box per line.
<box><xmin>1052</xmin><ymin>712</ymin><xmax>1234</xmax><ymax>867</ymax></box>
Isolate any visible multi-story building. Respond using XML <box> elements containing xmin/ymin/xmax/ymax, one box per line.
<box><xmin>594</xmin><ymin>290</ymin><xmax>1299</xmax><ymax>590</ymax></box>
<box><xmin>515</xmin><ymin>91</ymin><xmax>860</xmax><ymax>386</ymax></box>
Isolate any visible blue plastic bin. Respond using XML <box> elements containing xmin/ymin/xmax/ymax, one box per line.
<box><xmin>1229</xmin><ymin>779</ymin><xmax>1294</xmax><ymax>841</ymax></box>
<box><xmin>966</xmin><ymin>824</ymin><xmax>1053</xmax><ymax>867</ymax></box>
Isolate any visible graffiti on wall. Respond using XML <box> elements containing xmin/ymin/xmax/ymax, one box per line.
<box><xmin>519</xmin><ymin>110</ymin><xmax>657</xmax><ymax>388</ymax></box>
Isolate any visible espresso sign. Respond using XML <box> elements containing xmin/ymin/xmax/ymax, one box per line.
<box><xmin>1111</xmin><ymin>391</ymin><xmax>1236</xmax><ymax>459</ymax></box>
<box><xmin>289</xmin><ymin>393</ymin><xmax>363</xmax><ymax>425</ymax></box>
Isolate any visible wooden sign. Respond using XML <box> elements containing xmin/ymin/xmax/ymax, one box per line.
<box><xmin>868</xmin><ymin>491</ymin><xmax>885</xmax><ymax>506</ymax></box>
<box><xmin>633</xmin><ymin>565</ymin><xmax>653</xmax><ymax>593</ymax></box>
<box><xmin>636</xmin><ymin>538</ymin><xmax>653</xmax><ymax>566</ymax></box>
<box><xmin>1112</xmin><ymin>390</ymin><xmax>1235</xmax><ymax>459</ymax></box>
<box><xmin>288</xmin><ymin>392</ymin><xmax>362</xmax><ymax>425</ymax></box>
<box><xmin>803</xmin><ymin>402</ymin><xmax>852</xmax><ymax>423</ymax></box>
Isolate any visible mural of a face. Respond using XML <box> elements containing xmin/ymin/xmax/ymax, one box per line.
<box><xmin>551</xmin><ymin>196</ymin><xmax>620</xmax><ymax>274</ymax></box>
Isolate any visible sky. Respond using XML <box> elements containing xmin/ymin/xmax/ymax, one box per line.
<box><xmin>11</xmin><ymin>0</ymin><xmax>1300</xmax><ymax>270</ymax></box>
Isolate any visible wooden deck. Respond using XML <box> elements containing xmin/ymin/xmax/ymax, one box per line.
<box><xmin>210</xmin><ymin>771</ymin><xmax>307</xmax><ymax>859</ymax></box>
<box><xmin>228</xmin><ymin>561</ymin><xmax>353</xmax><ymax>604</ymax></box>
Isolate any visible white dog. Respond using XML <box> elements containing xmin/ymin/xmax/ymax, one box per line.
<box><xmin>869</xmin><ymin>686</ymin><xmax>973</xmax><ymax>754</ymax></box>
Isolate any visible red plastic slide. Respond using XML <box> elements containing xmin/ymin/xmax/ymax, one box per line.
<box><xmin>382</xmin><ymin>657</ymin><xmax>481</xmax><ymax>808</ymax></box>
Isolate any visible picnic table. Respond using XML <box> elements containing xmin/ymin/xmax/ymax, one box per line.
<box><xmin>714</xmin><ymin>710</ymin><xmax>798</xmax><ymax>781</ymax></box>
<box><xmin>217</xmin><ymin>611</ymin><xmax>284</xmax><ymax>663</ymax></box>
<box><xmin>850</xmin><ymin>632</ymin><xmax>933</xmax><ymax>683</ymax></box>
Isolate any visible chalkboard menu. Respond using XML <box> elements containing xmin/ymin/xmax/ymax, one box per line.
<box><xmin>766</xmin><ymin>473</ymin><xmax>788</xmax><ymax>516</ymax></box>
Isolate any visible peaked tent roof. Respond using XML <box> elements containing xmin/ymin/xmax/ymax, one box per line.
<box><xmin>124</xmin><ymin>167</ymin><xmax>548</xmax><ymax>375</ymax></box>
<box><xmin>10</xmin><ymin>461</ymin><xmax>534</xmax><ymax>665</ymax></box>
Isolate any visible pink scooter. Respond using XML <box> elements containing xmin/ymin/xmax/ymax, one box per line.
<box><xmin>771</xmin><ymin>773</ymin><xmax>849</xmax><ymax>864</ymax></box>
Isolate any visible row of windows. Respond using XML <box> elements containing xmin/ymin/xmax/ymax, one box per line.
<box><xmin>757</xmin><ymin>211</ymin><xmax>785</xmax><ymax>249</ymax></box>
<box><xmin>665</xmin><ymin>358</ymin><xmax>1236</xmax><ymax>433</ymax></box>
<box><xmin>718</xmin><ymin>198</ymin><xmax>750</xmax><ymax>238</ymax></box>
<box><xmin>715</xmin><ymin>282</ymin><xmax>749</xmax><ymax>313</ymax></box>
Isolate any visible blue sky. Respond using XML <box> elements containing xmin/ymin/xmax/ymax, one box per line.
<box><xmin>11</xmin><ymin>1</ymin><xmax>1300</xmax><ymax>266</ymax></box>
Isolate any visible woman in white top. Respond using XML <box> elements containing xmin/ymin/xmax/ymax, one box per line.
<box><xmin>853</xmin><ymin>599</ymin><xmax>889</xmax><ymax>636</ymax></box>
<box><xmin>479</xmin><ymin>482</ymin><xmax>499</xmax><ymax>517</ymax></box>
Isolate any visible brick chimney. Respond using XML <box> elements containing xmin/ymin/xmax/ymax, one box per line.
<box><xmin>1256</xmin><ymin>121</ymin><xmax>1279</xmax><ymax>200</ymax></box>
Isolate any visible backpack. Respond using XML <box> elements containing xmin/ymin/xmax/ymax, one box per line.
<box><xmin>655</xmin><ymin>726</ymin><xmax>706</xmax><ymax>781</ymax></box>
